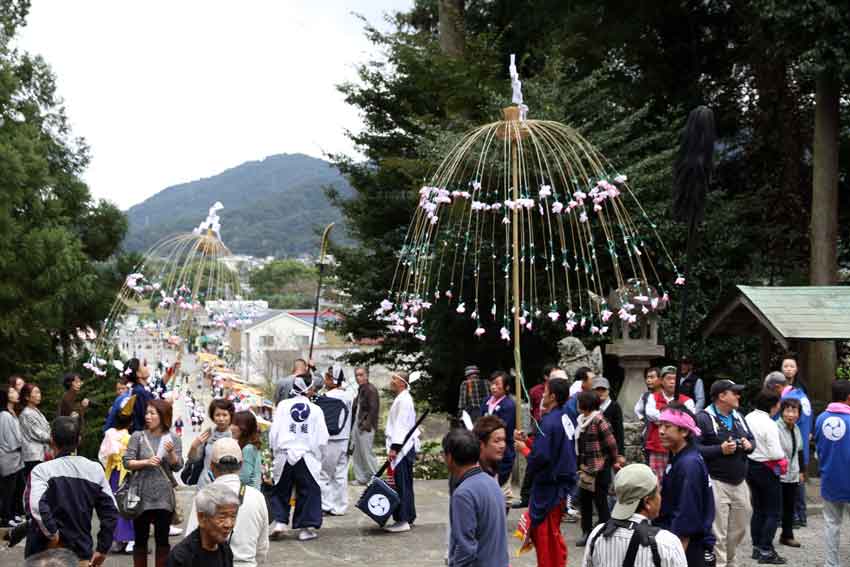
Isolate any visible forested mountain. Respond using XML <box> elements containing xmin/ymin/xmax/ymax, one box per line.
<box><xmin>124</xmin><ymin>153</ymin><xmax>353</xmax><ymax>257</ymax></box>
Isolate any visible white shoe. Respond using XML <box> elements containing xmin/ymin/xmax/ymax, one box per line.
<box><xmin>125</xmin><ymin>541</ymin><xmax>135</xmax><ymax>553</ymax></box>
<box><xmin>383</xmin><ymin>521</ymin><xmax>411</xmax><ymax>533</ymax></box>
<box><xmin>298</xmin><ymin>528</ymin><xmax>318</xmax><ymax>541</ymax></box>
<box><xmin>270</xmin><ymin>521</ymin><xmax>287</xmax><ymax>540</ymax></box>
<box><xmin>169</xmin><ymin>525</ymin><xmax>183</xmax><ymax>536</ymax></box>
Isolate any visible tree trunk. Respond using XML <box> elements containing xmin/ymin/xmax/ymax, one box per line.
<box><xmin>807</xmin><ymin>70</ymin><xmax>840</xmax><ymax>403</ymax></box>
<box><xmin>438</xmin><ymin>0</ymin><xmax>465</xmax><ymax>58</ymax></box>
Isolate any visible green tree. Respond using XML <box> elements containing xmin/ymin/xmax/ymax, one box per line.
<box><xmin>331</xmin><ymin>1</ymin><xmax>850</xmax><ymax>410</ymax></box>
<box><xmin>0</xmin><ymin>0</ymin><xmax>129</xmax><ymax>453</ymax></box>
<box><xmin>249</xmin><ymin>259</ymin><xmax>317</xmax><ymax>309</ymax></box>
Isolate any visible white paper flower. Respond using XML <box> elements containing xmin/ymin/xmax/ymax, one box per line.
<box><xmin>500</xmin><ymin>327</ymin><xmax>510</xmax><ymax>341</ymax></box>
<box><xmin>548</xmin><ymin>311</ymin><xmax>560</xmax><ymax>322</ymax></box>
<box><xmin>539</xmin><ymin>185</ymin><xmax>552</xmax><ymax>199</ymax></box>
<box><xmin>456</xmin><ymin>303</ymin><xmax>466</xmax><ymax>314</ymax></box>
<box><xmin>474</xmin><ymin>327</ymin><xmax>486</xmax><ymax>337</ymax></box>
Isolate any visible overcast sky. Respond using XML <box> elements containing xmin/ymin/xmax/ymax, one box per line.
<box><xmin>16</xmin><ymin>1</ymin><xmax>412</xmax><ymax>209</ymax></box>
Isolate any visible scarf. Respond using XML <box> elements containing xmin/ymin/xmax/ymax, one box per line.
<box><xmin>486</xmin><ymin>395</ymin><xmax>505</xmax><ymax>415</ymax></box>
<box><xmin>575</xmin><ymin>410</ymin><xmax>601</xmax><ymax>455</ymax></box>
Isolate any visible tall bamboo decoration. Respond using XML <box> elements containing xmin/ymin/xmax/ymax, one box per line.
<box><xmin>309</xmin><ymin>223</ymin><xmax>335</xmax><ymax>361</ymax></box>
<box><xmin>378</xmin><ymin>56</ymin><xmax>682</xmax><ymax>424</ymax></box>
<box><xmin>85</xmin><ymin>203</ymin><xmax>262</xmax><ymax>377</ymax></box>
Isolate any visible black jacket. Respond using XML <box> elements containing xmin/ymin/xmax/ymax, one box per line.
<box><xmin>167</xmin><ymin>529</ymin><xmax>233</xmax><ymax>567</ymax></box>
<box><xmin>602</xmin><ymin>400</ymin><xmax>625</xmax><ymax>454</ymax></box>
<box><xmin>695</xmin><ymin>406</ymin><xmax>755</xmax><ymax>485</ymax></box>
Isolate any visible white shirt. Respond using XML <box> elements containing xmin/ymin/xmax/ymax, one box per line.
<box><xmin>644</xmin><ymin>392</ymin><xmax>696</xmax><ymax>422</ymax></box>
<box><xmin>185</xmin><ymin>474</ymin><xmax>269</xmax><ymax>567</ymax></box>
<box><xmin>581</xmin><ymin>514</ymin><xmax>687</xmax><ymax>567</ymax></box>
<box><xmin>745</xmin><ymin>409</ymin><xmax>785</xmax><ymax>462</ymax></box>
<box><xmin>385</xmin><ymin>388</ymin><xmax>420</xmax><ymax>467</ymax></box>
<box><xmin>269</xmin><ymin>394</ymin><xmax>329</xmax><ymax>483</ymax></box>
<box><xmin>325</xmin><ymin>386</ymin><xmax>355</xmax><ymax>442</ymax></box>
<box><xmin>570</xmin><ymin>381</ymin><xmax>583</xmax><ymax>398</ymax></box>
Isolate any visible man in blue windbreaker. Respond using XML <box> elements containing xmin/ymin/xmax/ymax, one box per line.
<box><xmin>514</xmin><ymin>377</ymin><xmax>577</xmax><ymax>567</ymax></box>
<box><xmin>814</xmin><ymin>379</ymin><xmax>850</xmax><ymax>567</ymax></box>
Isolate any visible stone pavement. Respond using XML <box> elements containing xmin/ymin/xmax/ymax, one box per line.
<box><xmin>3</xmin><ymin>478</ymin><xmax>849</xmax><ymax>566</ymax></box>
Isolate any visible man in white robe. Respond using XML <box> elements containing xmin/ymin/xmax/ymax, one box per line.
<box><xmin>384</xmin><ymin>371</ymin><xmax>421</xmax><ymax>533</ymax></box>
<box><xmin>268</xmin><ymin>376</ymin><xmax>328</xmax><ymax>541</ymax></box>
<box><xmin>318</xmin><ymin>366</ymin><xmax>354</xmax><ymax>515</ymax></box>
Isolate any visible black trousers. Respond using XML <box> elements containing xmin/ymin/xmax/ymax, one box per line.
<box><xmin>685</xmin><ymin>539</ymin><xmax>706</xmax><ymax>567</ymax></box>
<box><xmin>580</xmin><ymin>469</ymin><xmax>611</xmax><ymax>535</ymax></box>
<box><xmin>781</xmin><ymin>481</ymin><xmax>798</xmax><ymax>540</ymax></box>
<box><xmin>133</xmin><ymin>509</ymin><xmax>171</xmax><ymax>549</ymax></box>
<box><xmin>0</xmin><ymin>469</ymin><xmax>24</xmax><ymax>522</ymax></box>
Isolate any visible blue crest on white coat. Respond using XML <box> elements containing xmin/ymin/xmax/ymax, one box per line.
<box><xmin>290</xmin><ymin>403</ymin><xmax>311</xmax><ymax>423</ymax></box>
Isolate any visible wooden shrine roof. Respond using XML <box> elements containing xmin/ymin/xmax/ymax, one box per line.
<box><xmin>700</xmin><ymin>285</ymin><xmax>850</xmax><ymax>348</ymax></box>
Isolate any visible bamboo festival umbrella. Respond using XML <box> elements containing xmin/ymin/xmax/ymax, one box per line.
<box><xmin>377</xmin><ymin>56</ymin><xmax>683</xmax><ymax>428</ymax></box>
<box><xmin>86</xmin><ymin>203</ymin><xmax>261</xmax><ymax>377</ymax></box>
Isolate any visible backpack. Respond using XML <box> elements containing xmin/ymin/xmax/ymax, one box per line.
<box><xmin>315</xmin><ymin>396</ymin><xmax>350</xmax><ymax>436</ymax></box>
<box><xmin>588</xmin><ymin>518</ymin><xmax>662</xmax><ymax>567</ymax></box>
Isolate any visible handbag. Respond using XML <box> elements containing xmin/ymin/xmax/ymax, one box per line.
<box><xmin>142</xmin><ymin>433</ymin><xmax>183</xmax><ymax>525</ymax></box>
<box><xmin>115</xmin><ymin>472</ymin><xmax>143</xmax><ymax>519</ymax></box>
<box><xmin>180</xmin><ymin>441</ymin><xmax>205</xmax><ymax>486</ymax></box>
<box><xmin>578</xmin><ymin>466</ymin><xmax>597</xmax><ymax>493</ymax></box>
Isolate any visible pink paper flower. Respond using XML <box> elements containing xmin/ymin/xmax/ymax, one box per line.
<box><xmin>474</xmin><ymin>327</ymin><xmax>486</xmax><ymax>337</ymax></box>
<box><xmin>500</xmin><ymin>327</ymin><xmax>510</xmax><ymax>341</ymax></box>
<box><xmin>548</xmin><ymin>311</ymin><xmax>560</xmax><ymax>322</ymax></box>
<box><xmin>675</xmin><ymin>276</ymin><xmax>686</xmax><ymax>285</ymax></box>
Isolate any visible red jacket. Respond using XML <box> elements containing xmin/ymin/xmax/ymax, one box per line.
<box><xmin>645</xmin><ymin>391</ymin><xmax>692</xmax><ymax>453</ymax></box>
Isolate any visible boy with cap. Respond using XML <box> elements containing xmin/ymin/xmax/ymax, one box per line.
<box><xmin>594</xmin><ymin>377</ymin><xmax>625</xmax><ymax>458</ymax></box>
<box><xmin>583</xmin><ymin>463</ymin><xmax>687</xmax><ymax>567</ymax></box>
<box><xmin>184</xmin><ymin>438</ymin><xmax>269</xmax><ymax>567</ymax></box>
<box><xmin>655</xmin><ymin>403</ymin><xmax>715</xmax><ymax>567</ymax></box>
<box><xmin>695</xmin><ymin>379</ymin><xmax>754</xmax><ymax>567</ymax></box>
<box><xmin>458</xmin><ymin>365</ymin><xmax>489</xmax><ymax>422</ymax></box>
<box><xmin>318</xmin><ymin>366</ymin><xmax>354</xmax><ymax>516</ymax></box>
<box><xmin>268</xmin><ymin>376</ymin><xmax>329</xmax><ymax>541</ymax></box>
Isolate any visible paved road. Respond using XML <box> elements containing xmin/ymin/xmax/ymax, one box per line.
<box><xmin>2</xmin><ymin>477</ymin><xmax>846</xmax><ymax>566</ymax></box>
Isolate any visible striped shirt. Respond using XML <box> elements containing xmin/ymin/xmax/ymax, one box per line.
<box><xmin>581</xmin><ymin>514</ymin><xmax>687</xmax><ymax>567</ymax></box>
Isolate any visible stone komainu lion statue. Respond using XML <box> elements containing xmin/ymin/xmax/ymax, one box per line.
<box><xmin>557</xmin><ymin>336</ymin><xmax>603</xmax><ymax>380</ymax></box>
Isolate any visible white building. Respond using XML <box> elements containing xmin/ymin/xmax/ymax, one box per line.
<box><xmin>235</xmin><ymin>310</ymin><xmax>325</xmax><ymax>385</ymax></box>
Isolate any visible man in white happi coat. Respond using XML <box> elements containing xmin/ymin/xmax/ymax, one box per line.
<box><xmin>384</xmin><ymin>370</ymin><xmax>421</xmax><ymax>533</ymax></box>
<box><xmin>268</xmin><ymin>376</ymin><xmax>328</xmax><ymax>542</ymax></box>
<box><xmin>318</xmin><ymin>366</ymin><xmax>354</xmax><ymax>516</ymax></box>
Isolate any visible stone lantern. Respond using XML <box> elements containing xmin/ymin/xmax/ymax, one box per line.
<box><xmin>605</xmin><ymin>285</ymin><xmax>667</xmax><ymax>420</ymax></box>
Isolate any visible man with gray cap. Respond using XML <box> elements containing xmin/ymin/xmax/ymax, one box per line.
<box><xmin>457</xmin><ymin>365</ymin><xmax>489</xmax><ymax>422</ymax></box>
<box><xmin>583</xmin><ymin>463</ymin><xmax>687</xmax><ymax>567</ymax></box>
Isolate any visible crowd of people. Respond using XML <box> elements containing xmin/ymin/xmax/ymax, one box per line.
<box><xmin>4</xmin><ymin>351</ymin><xmax>850</xmax><ymax>567</ymax></box>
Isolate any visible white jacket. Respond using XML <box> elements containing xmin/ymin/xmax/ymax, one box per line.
<box><xmin>745</xmin><ymin>409</ymin><xmax>785</xmax><ymax>463</ymax></box>
<box><xmin>185</xmin><ymin>473</ymin><xmax>269</xmax><ymax>567</ymax></box>
<box><xmin>385</xmin><ymin>389</ymin><xmax>420</xmax><ymax>467</ymax></box>
<box><xmin>269</xmin><ymin>395</ymin><xmax>329</xmax><ymax>483</ymax></box>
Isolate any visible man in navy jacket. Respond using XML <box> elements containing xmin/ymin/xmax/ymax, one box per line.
<box><xmin>656</xmin><ymin>403</ymin><xmax>715</xmax><ymax>567</ymax></box>
<box><xmin>695</xmin><ymin>379</ymin><xmax>754</xmax><ymax>567</ymax></box>
<box><xmin>515</xmin><ymin>377</ymin><xmax>576</xmax><ymax>567</ymax></box>
<box><xmin>26</xmin><ymin>417</ymin><xmax>117</xmax><ymax>565</ymax></box>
